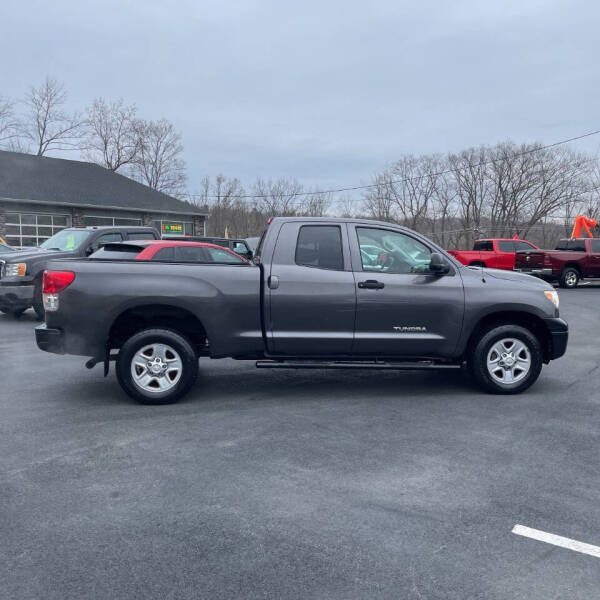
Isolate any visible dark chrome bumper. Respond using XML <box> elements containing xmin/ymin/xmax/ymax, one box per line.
<box><xmin>35</xmin><ymin>324</ymin><xmax>65</xmax><ymax>354</ymax></box>
<box><xmin>544</xmin><ymin>317</ymin><xmax>568</xmax><ymax>360</ymax></box>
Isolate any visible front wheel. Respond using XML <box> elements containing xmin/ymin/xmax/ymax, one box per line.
<box><xmin>116</xmin><ymin>328</ymin><xmax>199</xmax><ymax>404</ymax></box>
<box><xmin>559</xmin><ymin>267</ymin><xmax>579</xmax><ymax>289</ymax></box>
<box><xmin>469</xmin><ymin>325</ymin><xmax>543</xmax><ymax>394</ymax></box>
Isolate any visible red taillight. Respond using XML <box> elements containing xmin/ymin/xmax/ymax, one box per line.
<box><xmin>43</xmin><ymin>270</ymin><xmax>75</xmax><ymax>293</ymax></box>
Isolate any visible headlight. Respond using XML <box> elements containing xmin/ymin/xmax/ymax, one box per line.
<box><xmin>4</xmin><ymin>262</ymin><xmax>26</xmax><ymax>277</ymax></box>
<box><xmin>544</xmin><ymin>290</ymin><xmax>559</xmax><ymax>309</ymax></box>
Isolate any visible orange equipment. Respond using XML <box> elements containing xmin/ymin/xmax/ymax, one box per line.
<box><xmin>570</xmin><ymin>215</ymin><xmax>598</xmax><ymax>239</ymax></box>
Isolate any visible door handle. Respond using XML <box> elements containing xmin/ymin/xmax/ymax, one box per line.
<box><xmin>358</xmin><ymin>280</ymin><xmax>384</xmax><ymax>290</ymax></box>
<box><xmin>268</xmin><ymin>275</ymin><xmax>279</xmax><ymax>289</ymax></box>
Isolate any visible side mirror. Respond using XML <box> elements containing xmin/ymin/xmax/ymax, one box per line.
<box><xmin>429</xmin><ymin>252</ymin><xmax>450</xmax><ymax>275</ymax></box>
<box><xmin>85</xmin><ymin>246</ymin><xmax>95</xmax><ymax>256</ymax></box>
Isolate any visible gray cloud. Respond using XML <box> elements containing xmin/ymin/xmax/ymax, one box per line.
<box><xmin>2</xmin><ymin>0</ymin><xmax>599</xmax><ymax>195</ymax></box>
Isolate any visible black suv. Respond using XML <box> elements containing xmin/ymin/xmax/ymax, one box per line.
<box><xmin>0</xmin><ymin>226</ymin><xmax>159</xmax><ymax>318</ymax></box>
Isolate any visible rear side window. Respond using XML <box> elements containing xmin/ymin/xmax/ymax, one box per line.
<box><xmin>295</xmin><ymin>226</ymin><xmax>344</xmax><ymax>270</ymax></box>
<box><xmin>128</xmin><ymin>232</ymin><xmax>156</xmax><ymax>240</ymax></box>
<box><xmin>152</xmin><ymin>247</ymin><xmax>175</xmax><ymax>261</ymax></box>
<box><xmin>497</xmin><ymin>241</ymin><xmax>515</xmax><ymax>252</ymax></box>
<box><xmin>591</xmin><ymin>240</ymin><xmax>600</xmax><ymax>253</ymax></box>
<box><xmin>174</xmin><ymin>246</ymin><xmax>211</xmax><ymax>262</ymax></box>
<box><xmin>473</xmin><ymin>240</ymin><xmax>493</xmax><ymax>251</ymax></box>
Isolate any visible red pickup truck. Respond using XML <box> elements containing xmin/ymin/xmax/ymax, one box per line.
<box><xmin>447</xmin><ymin>238</ymin><xmax>539</xmax><ymax>270</ymax></box>
<box><xmin>515</xmin><ymin>237</ymin><xmax>600</xmax><ymax>288</ymax></box>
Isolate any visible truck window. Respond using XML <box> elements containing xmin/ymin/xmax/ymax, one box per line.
<box><xmin>473</xmin><ymin>240</ymin><xmax>493</xmax><ymax>251</ymax></box>
<box><xmin>295</xmin><ymin>225</ymin><xmax>344</xmax><ymax>270</ymax></box>
<box><xmin>89</xmin><ymin>233</ymin><xmax>123</xmax><ymax>252</ymax></box>
<box><xmin>357</xmin><ymin>227</ymin><xmax>431</xmax><ymax>274</ymax></box>
<box><xmin>591</xmin><ymin>240</ymin><xmax>600</xmax><ymax>253</ymax></box>
<box><xmin>497</xmin><ymin>241</ymin><xmax>515</xmax><ymax>252</ymax></box>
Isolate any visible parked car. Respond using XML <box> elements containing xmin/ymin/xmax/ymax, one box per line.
<box><xmin>162</xmin><ymin>235</ymin><xmax>253</xmax><ymax>260</ymax></box>
<box><xmin>90</xmin><ymin>240</ymin><xmax>249</xmax><ymax>264</ymax></box>
<box><xmin>447</xmin><ymin>238</ymin><xmax>539</xmax><ymax>270</ymax></box>
<box><xmin>0</xmin><ymin>226</ymin><xmax>159</xmax><ymax>318</ymax></box>
<box><xmin>514</xmin><ymin>237</ymin><xmax>600</xmax><ymax>288</ymax></box>
<box><xmin>36</xmin><ymin>217</ymin><xmax>567</xmax><ymax>403</ymax></box>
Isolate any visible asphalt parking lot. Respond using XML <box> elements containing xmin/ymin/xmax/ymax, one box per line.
<box><xmin>1</xmin><ymin>288</ymin><xmax>599</xmax><ymax>600</ymax></box>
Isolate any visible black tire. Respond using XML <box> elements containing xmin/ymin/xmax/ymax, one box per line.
<box><xmin>116</xmin><ymin>328</ymin><xmax>198</xmax><ymax>404</ymax></box>
<box><xmin>469</xmin><ymin>261</ymin><xmax>486</xmax><ymax>268</ymax></box>
<box><xmin>469</xmin><ymin>324</ymin><xmax>543</xmax><ymax>394</ymax></box>
<box><xmin>32</xmin><ymin>276</ymin><xmax>44</xmax><ymax>320</ymax></box>
<box><xmin>559</xmin><ymin>267</ymin><xmax>579</xmax><ymax>289</ymax></box>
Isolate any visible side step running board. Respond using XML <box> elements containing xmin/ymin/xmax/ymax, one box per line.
<box><xmin>255</xmin><ymin>360</ymin><xmax>461</xmax><ymax>370</ymax></box>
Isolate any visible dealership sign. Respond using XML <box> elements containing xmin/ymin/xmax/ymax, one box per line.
<box><xmin>162</xmin><ymin>222</ymin><xmax>183</xmax><ymax>233</ymax></box>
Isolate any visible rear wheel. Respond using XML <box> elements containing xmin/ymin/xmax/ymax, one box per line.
<box><xmin>116</xmin><ymin>328</ymin><xmax>198</xmax><ymax>404</ymax></box>
<box><xmin>559</xmin><ymin>267</ymin><xmax>579</xmax><ymax>289</ymax></box>
<box><xmin>469</xmin><ymin>325</ymin><xmax>543</xmax><ymax>394</ymax></box>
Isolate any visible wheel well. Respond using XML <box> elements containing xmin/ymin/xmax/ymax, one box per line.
<box><xmin>108</xmin><ymin>305</ymin><xmax>207</xmax><ymax>353</ymax></box>
<box><xmin>466</xmin><ymin>311</ymin><xmax>552</xmax><ymax>363</ymax></box>
<box><xmin>562</xmin><ymin>263</ymin><xmax>581</xmax><ymax>275</ymax></box>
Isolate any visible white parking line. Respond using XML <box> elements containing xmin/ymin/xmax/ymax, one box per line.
<box><xmin>512</xmin><ymin>524</ymin><xmax>600</xmax><ymax>559</ymax></box>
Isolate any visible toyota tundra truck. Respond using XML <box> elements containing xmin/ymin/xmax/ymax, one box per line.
<box><xmin>35</xmin><ymin>217</ymin><xmax>568</xmax><ymax>404</ymax></box>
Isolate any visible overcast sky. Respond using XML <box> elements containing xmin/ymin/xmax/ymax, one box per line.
<box><xmin>2</xmin><ymin>0</ymin><xmax>599</xmax><ymax>195</ymax></box>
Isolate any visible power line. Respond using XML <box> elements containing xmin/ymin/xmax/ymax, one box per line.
<box><xmin>188</xmin><ymin>128</ymin><xmax>600</xmax><ymax>201</ymax></box>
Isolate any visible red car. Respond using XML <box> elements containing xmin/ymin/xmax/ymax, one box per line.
<box><xmin>447</xmin><ymin>238</ymin><xmax>539</xmax><ymax>270</ymax></box>
<box><xmin>89</xmin><ymin>240</ymin><xmax>249</xmax><ymax>263</ymax></box>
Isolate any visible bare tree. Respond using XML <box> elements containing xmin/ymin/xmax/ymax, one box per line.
<box><xmin>20</xmin><ymin>77</ymin><xmax>82</xmax><ymax>156</ymax></box>
<box><xmin>81</xmin><ymin>98</ymin><xmax>140</xmax><ymax>171</ymax></box>
<box><xmin>0</xmin><ymin>96</ymin><xmax>19</xmax><ymax>147</ymax></box>
<box><xmin>133</xmin><ymin>118</ymin><xmax>187</xmax><ymax>196</ymax></box>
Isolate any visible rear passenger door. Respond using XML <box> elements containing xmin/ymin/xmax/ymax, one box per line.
<box><xmin>266</xmin><ymin>222</ymin><xmax>356</xmax><ymax>355</ymax></box>
<box><xmin>496</xmin><ymin>241</ymin><xmax>516</xmax><ymax>269</ymax></box>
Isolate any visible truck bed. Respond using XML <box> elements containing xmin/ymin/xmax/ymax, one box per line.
<box><xmin>43</xmin><ymin>258</ymin><xmax>264</xmax><ymax>359</ymax></box>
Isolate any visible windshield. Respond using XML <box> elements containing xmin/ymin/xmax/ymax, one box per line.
<box><xmin>39</xmin><ymin>230</ymin><xmax>89</xmax><ymax>251</ymax></box>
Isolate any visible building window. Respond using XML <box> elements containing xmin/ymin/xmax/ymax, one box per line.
<box><xmin>5</xmin><ymin>212</ymin><xmax>71</xmax><ymax>247</ymax></box>
<box><xmin>83</xmin><ymin>216</ymin><xmax>142</xmax><ymax>227</ymax></box>
<box><xmin>152</xmin><ymin>220</ymin><xmax>193</xmax><ymax>237</ymax></box>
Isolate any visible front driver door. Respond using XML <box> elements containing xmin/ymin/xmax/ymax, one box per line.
<box><xmin>351</xmin><ymin>225</ymin><xmax>464</xmax><ymax>358</ymax></box>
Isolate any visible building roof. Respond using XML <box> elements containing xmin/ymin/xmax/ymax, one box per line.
<box><xmin>0</xmin><ymin>150</ymin><xmax>206</xmax><ymax>216</ymax></box>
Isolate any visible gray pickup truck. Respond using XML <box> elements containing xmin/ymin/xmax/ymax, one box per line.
<box><xmin>35</xmin><ymin>217</ymin><xmax>568</xmax><ymax>404</ymax></box>
<box><xmin>0</xmin><ymin>226</ymin><xmax>159</xmax><ymax>318</ymax></box>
